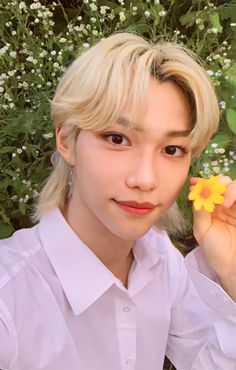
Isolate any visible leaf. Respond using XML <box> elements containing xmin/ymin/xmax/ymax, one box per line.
<box><xmin>179</xmin><ymin>11</ymin><xmax>198</xmax><ymax>27</ymax></box>
<box><xmin>0</xmin><ymin>146</ymin><xmax>16</xmax><ymax>154</ymax></box>
<box><xmin>209</xmin><ymin>13</ymin><xmax>222</xmax><ymax>33</ymax></box>
<box><xmin>0</xmin><ymin>224</ymin><xmax>14</xmax><ymax>239</ymax></box>
<box><xmin>226</xmin><ymin>108</ymin><xmax>236</xmax><ymax>134</ymax></box>
<box><xmin>211</xmin><ymin>132</ymin><xmax>232</xmax><ymax>146</ymax></box>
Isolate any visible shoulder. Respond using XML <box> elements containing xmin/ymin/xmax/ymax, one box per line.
<box><xmin>145</xmin><ymin>227</ymin><xmax>184</xmax><ymax>260</ymax></box>
<box><xmin>0</xmin><ymin>226</ymin><xmax>41</xmax><ymax>369</ymax></box>
<box><xmin>0</xmin><ymin>224</ymin><xmax>41</xmax><ymax>289</ymax></box>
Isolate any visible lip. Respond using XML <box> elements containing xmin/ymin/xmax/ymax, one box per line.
<box><xmin>114</xmin><ymin>200</ymin><xmax>156</xmax><ymax>215</ymax></box>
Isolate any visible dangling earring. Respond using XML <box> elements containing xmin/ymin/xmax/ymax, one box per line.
<box><xmin>67</xmin><ymin>168</ymin><xmax>73</xmax><ymax>200</ymax></box>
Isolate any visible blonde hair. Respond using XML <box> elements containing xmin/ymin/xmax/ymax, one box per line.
<box><xmin>35</xmin><ymin>32</ymin><xmax>219</xmax><ymax>232</ymax></box>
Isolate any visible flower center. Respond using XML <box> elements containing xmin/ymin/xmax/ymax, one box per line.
<box><xmin>200</xmin><ymin>187</ymin><xmax>211</xmax><ymax>199</ymax></box>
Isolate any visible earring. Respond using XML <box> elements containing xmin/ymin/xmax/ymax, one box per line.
<box><xmin>51</xmin><ymin>150</ymin><xmax>59</xmax><ymax>167</ymax></box>
<box><xmin>67</xmin><ymin>168</ymin><xmax>73</xmax><ymax>200</ymax></box>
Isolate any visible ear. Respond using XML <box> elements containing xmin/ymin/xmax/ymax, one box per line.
<box><xmin>56</xmin><ymin>126</ymin><xmax>76</xmax><ymax>166</ymax></box>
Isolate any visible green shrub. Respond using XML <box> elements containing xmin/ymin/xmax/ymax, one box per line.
<box><xmin>0</xmin><ymin>0</ymin><xmax>236</xmax><ymax>237</ymax></box>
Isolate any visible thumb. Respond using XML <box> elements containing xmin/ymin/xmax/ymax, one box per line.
<box><xmin>192</xmin><ymin>207</ymin><xmax>212</xmax><ymax>244</ymax></box>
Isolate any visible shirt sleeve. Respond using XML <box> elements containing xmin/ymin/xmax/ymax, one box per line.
<box><xmin>0</xmin><ymin>298</ymin><xmax>18</xmax><ymax>370</ymax></box>
<box><xmin>166</xmin><ymin>244</ymin><xmax>236</xmax><ymax>370</ymax></box>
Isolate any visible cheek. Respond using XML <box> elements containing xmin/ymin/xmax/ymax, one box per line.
<box><xmin>161</xmin><ymin>162</ymin><xmax>190</xmax><ymax>197</ymax></box>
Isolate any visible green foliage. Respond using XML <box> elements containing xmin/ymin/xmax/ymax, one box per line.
<box><xmin>0</xmin><ymin>0</ymin><xmax>236</xmax><ymax>237</ymax></box>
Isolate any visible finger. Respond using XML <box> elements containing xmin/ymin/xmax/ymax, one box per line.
<box><xmin>222</xmin><ymin>179</ymin><xmax>236</xmax><ymax>208</ymax></box>
<box><xmin>192</xmin><ymin>206</ymin><xmax>212</xmax><ymax>243</ymax></box>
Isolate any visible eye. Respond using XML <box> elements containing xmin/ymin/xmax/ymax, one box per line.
<box><xmin>163</xmin><ymin>145</ymin><xmax>187</xmax><ymax>157</ymax></box>
<box><xmin>104</xmin><ymin>133</ymin><xmax>130</xmax><ymax>146</ymax></box>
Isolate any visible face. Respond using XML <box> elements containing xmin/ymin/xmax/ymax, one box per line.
<box><xmin>57</xmin><ymin>79</ymin><xmax>192</xmax><ymax>242</ymax></box>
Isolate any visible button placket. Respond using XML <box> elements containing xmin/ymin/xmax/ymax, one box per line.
<box><xmin>115</xmin><ymin>294</ymin><xmax>137</xmax><ymax>370</ymax></box>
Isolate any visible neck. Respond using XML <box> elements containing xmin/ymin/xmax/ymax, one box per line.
<box><xmin>63</xmin><ymin>202</ymin><xmax>135</xmax><ymax>287</ymax></box>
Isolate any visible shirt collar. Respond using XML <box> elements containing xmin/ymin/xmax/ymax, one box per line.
<box><xmin>38</xmin><ymin>208</ymin><xmax>165</xmax><ymax>315</ymax></box>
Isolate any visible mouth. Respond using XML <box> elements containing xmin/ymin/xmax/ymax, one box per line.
<box><xmin>113</xmin><ymin>200</ymin><xmax>156</xmax><ymax>215</ymax></box>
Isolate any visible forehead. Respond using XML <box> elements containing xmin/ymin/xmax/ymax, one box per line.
<box><xmin>115</xmin><ymin>80</ymin><xmax>193</xmax><ymax>136</ymax></box>
<box><xmin>116</xmin><ymin>115</ymin><xmax>192</xmax><ymax>138</ymax></box>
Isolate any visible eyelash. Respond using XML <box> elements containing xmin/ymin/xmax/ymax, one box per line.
<box><xmin>102</xmin><ymin>132</ymin><xmax>130</xmax><ymax>146</ymax></box>
<box><xmin>163</xmin><ymin>145</ymin><xmax>188</xmax><ymax>157</ymax></box>
<box><xmin>101</xmin><ymin>132</ymin><xmax>188</xmax><ymax>157</ymax></box>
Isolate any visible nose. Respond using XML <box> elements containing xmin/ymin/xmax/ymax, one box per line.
<box><xmin>125</xmin><ymin>151</ymin><xmax>157</xmax><ymax>192</ymax></box>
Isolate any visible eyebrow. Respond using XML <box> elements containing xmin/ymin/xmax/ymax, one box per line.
<box><xmin>116</xmin><ymin>116</ymin><xmax>192</xmax><ymax>137</ymax></box>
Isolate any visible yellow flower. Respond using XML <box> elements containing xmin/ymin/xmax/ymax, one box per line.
<box><xmin>188</xmin><ymin>176</ymin><xmax>226</xmax><ymax>213</ymax></box>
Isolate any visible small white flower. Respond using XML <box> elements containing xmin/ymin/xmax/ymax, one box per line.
<box><xmin>100</xmin><ymin>5</ymin><xmax>110</xmax><ymax>15</ymax></box>
<box><xmin>90</xmin><ymin>3</ymin><xmax>97</xmax><ymax>11</ymax></box>
<box><xmin>83</xmin><ymin>43</ymin><xmax>89</xmax><ymax>48</ymax></box>
<box><xmin>199</xmin><ymin>24</ymin><xmax>204</xmax><ymax>30</ymax></box>
<box><xmin>119</xmin><ymin>11</ymin><xmax>126</xmax><ymax>22</ymax></box>
<box><xmin>144</xmin><ymin>10</ymin><xmax>150</xmax><ymax>17</ymax></box>
<box><xmin>30</xmin><ymin>2</ymin><xmax>41</xmax><ymax>10</ymax></box>
<box><xmin>196</xmin><ymin>18</ymin><xmax>201</xmax><ymax>24</ymax></box>
<box><xmin>9</xmin><ymin>102</ymin><xmax>15</xmax><ymax>109</ymax></box>
<box><xmin>91</xmin><ymin>17</ymin><xmax>96</xmax><ymax>23</ymax></box>
<box><xmin>26</xmin><ymin>56</ymin><xmax>34</xmax><ymax>62</ymax></box>
<box><xmin>9</xmin><ymin>51</ymin><xmax>17</xmax><ymax>58</ymax></box>
<box><xmin>0</xmin><ymin>86</ymin><xmax>4</xmax><ymax>93</ymax></box>
<box><xmin>211</xmin><ymin>143</ymin><xmax>218</xmax><ymax>148</ymax></box>
<box><xmin>219</xmin><ymin>100</ymin><xmax>226</xmax><ymax>109</ymax></box>
<box><xmin>0</xmin><ymin>45</ymin><xmax>9</xmax><ymax>55</ymax></box>
<box><xmin>159</xmin><ymin>10</ymin><xmax>166</xmax><ymax>17</ymax></box>
<box><xmin>218</xmin><ymin>148</ymin><xmax>225</xmax><ymax>154</ymax></box>
<box><xmin>51</xmin><ymin>50</ymin><xmax>56</xmax><ymax>55</ymax></box>
<box><xmin>42</xmin><ymin>132</ymin><xmax>53</xmax><ymax>139</ymax></box>
<box><xmin>154</xmin><ymin>0</ymin><xmax>160</xmax><ymax>3</ymax></box>
<box><xmin>17</xmin><ymin>148</ymin><xmax>23</xmax><ymax>154</ymax></box>
<box><xmin>207</xmin><ymin>70</ymin><xmax>214</xmax><ymax>76</ymax></box>
<box><xmin>8</xmin><ymin>70</ymin><xmax>16</xmax><ymax>77</ymax></box>
<box><xmin>39</xmin><ymin>50</ymin><xmax>47</xmax><ymax>57</ymax></box>
<box><xmin>59</xmin><ymin>37</ymin><xmax>67</xmax><ymax>43</ymax></box>
<box><xmin>211</xmin><ymin>27</ymin><xmax>218</xmax><ymax>34</ymax></box>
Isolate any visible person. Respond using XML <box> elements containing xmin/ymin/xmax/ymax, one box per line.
<box><xmin>0</xmin><ymin>32</ymin><xmax>236</xmax><ymax>370</ymax></box>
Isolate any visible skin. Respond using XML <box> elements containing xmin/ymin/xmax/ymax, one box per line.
<box><xmin>57</xmin><ymin>77</ymin><xmax>236</xmax><ymax>295</ymax></box>
<box><xmin>56</xmin><ymin>79</ymin><xmax>192</xmax><ymax>285</ymax></box>
<box><xmin>190</xmin><ymin>176</ymin><xmax>236</xmax><ymax>300</ymax></box>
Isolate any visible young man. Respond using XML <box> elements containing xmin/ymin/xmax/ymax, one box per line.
<box><xmin>0</xmin><ymin>32</ymin><xmax>236</xmax><ymax>370</ymax></box>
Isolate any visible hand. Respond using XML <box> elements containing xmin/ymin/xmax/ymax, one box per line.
<box><xmin>190</xmin><ymin>176</ymin><xmax>236</xmax><ymax>299</ymax></box>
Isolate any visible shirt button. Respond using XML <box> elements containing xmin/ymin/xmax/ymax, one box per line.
<box><xmin>123</xmin><ymin>306</ymin><xmax>130</xmax><ymax>313</ymax></box>
<box><xmin>126</xmin><ymin>358</ymin><xmax>133</xmax><ymax>365</ymax></box>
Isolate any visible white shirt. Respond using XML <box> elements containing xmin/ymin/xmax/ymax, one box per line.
<box><xmin>0</xmin><ymin>208</ymin><xmax>236</xmax><ymax>370</ymax></box>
